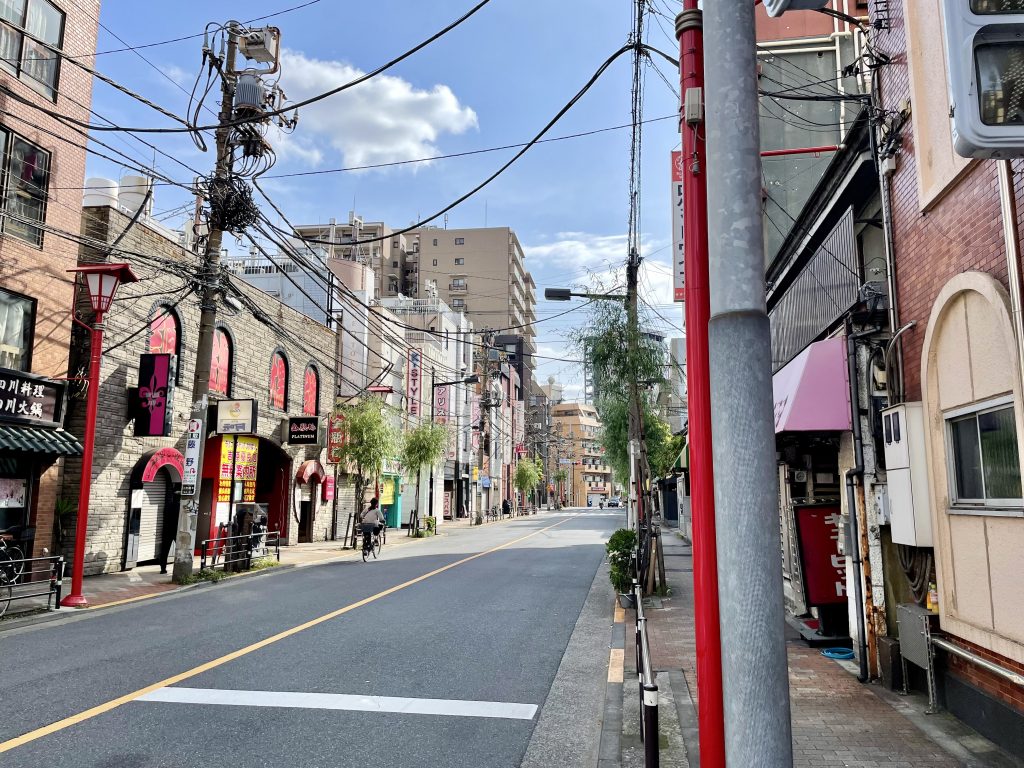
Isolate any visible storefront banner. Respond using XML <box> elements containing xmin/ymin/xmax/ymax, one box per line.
<box><xmin>182</xmin><ymin>418</ymin><xmax>203</xmax><ymax>496</ymax></box>
<box><xmin>382</xmin><ymin>457</ymin><xmax>402</xmax><ymax>476</ymax></box>
<box><xmin>443</xmin><ymin>492</ymin><xmax>451</xmax><ymax>517</ymax></box>
<box><xmin>215</xmin><ymin>399</ymin><xmax>258</xmax><ymax>434</ymax></box>
<box><xmin>234</xmin><ymin>436</ymin><xmax>259</xmax><ymax>480</ymax></box>
<box><xmin>471</xmin><ymin>394</ymin><xmax>481</xmax><ymax>450</ymax></box>
<box><xmin>671</xmin><ymin>150</ymin><xmax>685</xmax><ymax>301</ymax></box>
<box><xmin>322</xmin><ymin>475</ymin><xmax>335</xmax><ymax>501</ymax></box>
<box><xmin>795</xmin><ymin>504</ymin><xmax>846</xmax><ymax>606</ymax></box>
<box><xmin>286</xmin><ymin>416</ymin><xmax>320</xmax><ymax>445</ymax></box>
<box><xmin>380</xmin><ymin>478</ymin><xmax>395</xmax><ymax>505</ymax></box>
<box><xmin>0</xmin><ymin>367</ymin><xmax>65</xmax><ymax>427</ymax></box>
<box><xmin>131</xmin><ymin>354</ymin><xmax>176</xmax><ymax>437</ymax></box>
<box><xmin>407</xmin><ymin>348</ymin><xmax>423</xmax><ymax>417</ymax></box>
<box><xmin>327</xmin><ymin>413</ymin><xmax>346</xmax><ymax>463</ymax></box>
<box><xmin>434</xmin><ymin>385</ymin><xmax>450</xmax><ymax>424</ymax></box>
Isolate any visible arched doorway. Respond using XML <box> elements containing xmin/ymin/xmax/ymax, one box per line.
<box><xmin>127</xmin><ymin>448</ymin><xmax>183</xmax><ymax>571</ymax></box>
<box><xmin>295</xmin><ymin>460</ymin><xmax>325</xmax><ymax>543</ymax></box>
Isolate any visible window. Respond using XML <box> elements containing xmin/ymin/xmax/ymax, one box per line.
<box><xmin>269</xmin><ymin>351</ymin><xmax>288</xmax><ymax>410</ymax></box>
<box><xmin>432</xmin><ymin>259</ymin><xmax>438</xmax><ymax>267</ymax></box>
<box><xmin>0</xmin><ymin>129</ymin><xmax>50</xmax><ymax>246</ymax></box>
<box><xmin>148</xmin><ymin>305</ymin><xmax>181</xmax><ymax>381</ymax></box>
<box><xmin>0</xmin><ymin>287</ymin><xmax>34</xmax><ymax>370</ymax></box>
<box><xmin>209</xmin><ymin>327</ymin><xmax>232</xmax><ymax>396</ymax></box>
<box><xmin>947</xmin><ymin>399</ymin><xmax>1023</xmax><ymax>505</ymax></box>
<box><xmin>455</xmin><ymin>237</ymin><xmax>465</xmax><ymax>245</ymax></box>
<box><xmin>454</xmin><ymin>257</ymin><xmax>464</xmax><ymax>266</ymax></box>
<box><xmin>303</xmin><ymin>364</ymin><xmax>319</xmax><ymax>416</ymax></box>
<box><xmin>452</xmin><ymin>298</ymin><xmax>465</xmax><ymax>308</ymax></box>
<box><xmin>452</xmin><ymin>278</ymin><xmax>467</xmax><ymax>288</ymax></box>
<box><xmin>392</xmin><ymin>260</ymin><xmax>399</xmax><ymax>268</ymax></box>
<box><xmin>432</xmin><ymin>238</ymin><xmax>438</xmax><ymax>247</ymax></box>
<box><xmin>0</xmin><ymin>0</ymin><xmax>63</xmax><ymax>98</ymax></box>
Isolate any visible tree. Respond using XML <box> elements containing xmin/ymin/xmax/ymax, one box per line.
<box><xmin>514</xmin><ymin>457</ymin><xmax>543</xmax><ymax>505</ymax></box>
<box><xmin>400</xmin><ymin>422</ymin><xmax>449</xmax><ymax>532</ymax></box>
<box><xmin>332</xmin><ymin>396</ymin><xmax>400</xmax><ymax>535</ymax></box>
<box><xmin>553</xmin><ymin>468</ymin><xmax>568</xmax><ymax>508</ymax></box>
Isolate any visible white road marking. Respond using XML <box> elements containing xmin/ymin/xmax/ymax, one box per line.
<box><xmin>138</xmin><ymin>687</ymin><xmax>538</xmax><ymax>720</ymax></box>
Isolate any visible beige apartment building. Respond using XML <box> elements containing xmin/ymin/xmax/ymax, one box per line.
<box><xmin>550</xmin><ymin>402</ymin><xmax>612</xmax><ymax>507</ymax></box>
<box><xmin>407</xmin><ymin>227</ymin><xmax>537</xmax><ymax>355</ymax></box>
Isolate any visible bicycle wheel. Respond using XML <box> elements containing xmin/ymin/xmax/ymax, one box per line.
<box><xmin>362</xmin><ymin>538</ymin><xmax>369</xmax><ymax>562</ymax></box>
<box><xmin>0</xmin><ymin>572</ymin><xmax>11</xmax><ymax>618</ymax></box>
<box><xmin>374</xmin><ymin>532</ymin><xmax>382</xmax><ymax>558</ymax></box>
<box><xmin>7</xmin><ymin>545</ymin><xmax>24</xmax><ymax>583</ymax></box>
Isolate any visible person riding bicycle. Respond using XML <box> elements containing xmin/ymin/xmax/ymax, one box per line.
<box><xmin>361</xmin><ymin>498</ymin><xmax>385</xmax><ymax>553</ymax></box>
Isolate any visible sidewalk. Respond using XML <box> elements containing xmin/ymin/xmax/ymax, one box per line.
<box><xmin>612</xmin><ymin>529</ymin><xmax>1023</xmax><ymax>768</ymax></box>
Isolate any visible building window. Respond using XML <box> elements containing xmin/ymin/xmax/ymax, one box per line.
<box><xmin>432</xmin><ymin>238</ymin><xmax>438</xmax><ymax>246</ymax></box>
<box><xmin>0</xmin><ymin>287</ymin><xmax>34</xmax><ymax>371</ymax></box>
<box><xmin>392</xmin><ymin>260</ymin><xmax>399</xmax><ymax>268</ymax></box>
<box><xmin>454</xmin><ymin>257</ymin><xmax>464</xmax><ymax>266</ymax></box>
<box><xmin>269</xmin><ymin>351</ymin><xmax>288</xmax><ymax>410</ymax></box>
<box><xmin>148</xmin><ymin>306</ymin><xmax>179</xmax><ymax>357</ymax></box>
<box><xmin>455</xmin><ymin>237</ymin><xmax>465</xmax><ymax>245</ymax></box>
<box><xmin>432</xmin><ymin>259</ymin><xmax>438</xmax><ymax>266</ymax></box>
<box><xmin>209</xmin><ymin>327</ymin><xmax>232</xmax><ymax>396</ymax></box>
<box><xmin>0</xmin><ymin>0</ymin><xmax>63</xmax><ymax>99</ymax></box>
<box><xmin>947</xmin><ymin>399</ymin><xmax>1023</xmax><ymax>505</ymax></box>
<box><xmin>303</xmin><ymin>364</ymin><xmax>319</xmax><ymax>416</ymax></box>
<box><xmin>452</xmin><ymin>298</ymin><xmax>465</xmax><ymax>308</ymax></box>
<box><xmin>0</xmin><ymin>129</ymin><xmax>50</xmax><ymax>246</ymax></box>
<box><xmin>452</xmin><ymin>278</ymin><xmax>467</xmax><ymax>288</ymax></box>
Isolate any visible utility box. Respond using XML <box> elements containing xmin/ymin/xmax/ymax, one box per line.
<box><xmin>882</xmin><ymin>403</ymin><xmax>933</xmax><ymax>547</ymax></box>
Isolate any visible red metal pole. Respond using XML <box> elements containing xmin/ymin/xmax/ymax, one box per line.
<box><xmin>61</xmin><ymin>316</ymin><xmax>104</xmax><ymax>607</ymax></box>
<box><xmin>677</xmin><ymin>4</ymin><xmax>726</xmax><ymax>766</ymax></box>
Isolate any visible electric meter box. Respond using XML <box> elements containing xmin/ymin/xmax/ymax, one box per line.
<box><xmin>881</xmin><ymin>402</ymin><xmax>933</xmax><ymax>547</ymax></box>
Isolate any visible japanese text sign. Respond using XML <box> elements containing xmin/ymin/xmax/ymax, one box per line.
<box><xmin>0</xmin><ymin>367</ymin><xmax>64</xmax><ymax>427</ymax></box>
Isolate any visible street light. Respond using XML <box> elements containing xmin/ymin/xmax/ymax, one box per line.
<box><xmin>428</xmin><ymin>368</ymin><xmax>479</xmax><ymax>526</ymax></box>
<box><xmin>62</xmin><ymin>263</ymin><xmax>139</xmax><ymax>607</ymax></box>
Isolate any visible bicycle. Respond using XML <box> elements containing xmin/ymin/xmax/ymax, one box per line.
<box><xmin>0</xmin><ymin>570</ymin><xmax>11</xmax><ymax>618</ymax></box>
<box><xmin>0</xmin><ymin>536</ymin><xmax>25</xmax><ymax>585</ymax></box>
<box><xmin>362</xmin><ymin>526</ymin><xmax>383</xmax><ymax>562</ymax></box>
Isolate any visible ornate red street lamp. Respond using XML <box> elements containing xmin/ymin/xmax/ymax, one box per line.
<box><xmin>61</xmin><ymin>263</ymin><xmax>140</xmax><ymax>607</ymax></box>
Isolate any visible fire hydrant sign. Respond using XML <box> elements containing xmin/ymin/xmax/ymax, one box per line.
<box><xmin>182</xmin><ymin>418</ymin><xmax>202</xmax><ymax>496</ymax></box>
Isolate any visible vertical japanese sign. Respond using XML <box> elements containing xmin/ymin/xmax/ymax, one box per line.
<box><xmin>327</xmin><ymin>413</ymin><xmax>346</xmax><ymax>464</ymax></box>
<box><xmin>407</xmin><ymin>348</ymin><xmax>422</xmax><ymax>417</ymax></box>
<box><xmin>182</xmin><ymin>418</ymin><xmax>202</xmax><ymax>496</ymax></box>
<box><xmin>470</xmin><ymin>394</ymin><xmax>481</xmax><ymax>450</ymax></box>
<box><xmin>433</xmin><ymin>385</ymin><xmax>450</xmax><ymax>424</ymax></box>
<box><xmin>671</xmin><ymin>150</ymin><xmax>686</xmax><ymax>302</ymax></box>
<box><xmin>234</xmin><ymin>435</ymin><xmax>259</xmax><ymax>502</ymax></box>
<box><xmin>795</xmin><ymin>504</ymin><xmax>846</xmax><ymax>606</ymax></box>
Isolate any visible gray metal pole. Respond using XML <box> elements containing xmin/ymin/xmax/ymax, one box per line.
<box><xmin>703</xmin><ymin>2</ymin><xmax>794</xmax><ymax>766</ymax></box>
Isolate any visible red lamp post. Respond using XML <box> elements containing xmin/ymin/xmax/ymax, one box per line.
<box><xmin>61</xmin><ymin>263</ymin><xmax>140</xmax><ymax>608</ymax></box>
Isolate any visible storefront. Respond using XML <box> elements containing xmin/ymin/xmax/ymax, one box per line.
<box><xmin>126</xmin><ymin>448</ymin><xmax>183</xmax><ymax>570</ymax></box>
<box><xmin>294</xmin><ymin>459</ymin><xmax>325</xmax><ymax>543</ymax></box>
<box><xmin>380</xmin><ymin>458</ymin><xmax>402</xmax><ymax>529</ymax></box>
<box><xmin>0</xmin><ymin>368</ymin><xmax>82</xmax><ymax>557</ymax></box>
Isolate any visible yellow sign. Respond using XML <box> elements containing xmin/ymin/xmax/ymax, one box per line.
<box><xmin>380</xmin><ymin>478</ymin><xmax>395</xmax><ymax>505</ymax></box>
<box><xmin>472</xmin><ymin>467</ymin><xmax>479</xmax><ymax>481</ymax></box>
<box><xmin>234</xmin><ymin>436</ymin><xmax>259</xmax><ymax>480</ymax></box>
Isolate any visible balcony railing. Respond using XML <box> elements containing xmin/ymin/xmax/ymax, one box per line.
<box><xmin>449</xmin><ymin>282</ymin><xmax>468</xmax><ymax>293</ymax></box>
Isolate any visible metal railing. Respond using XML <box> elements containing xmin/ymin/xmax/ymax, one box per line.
<box><xmin>633</xmin><ymin>579</ymin><xmax>659</xmax><ymax>768</ymax></box>
<box><xmin>0</xmin><ymin>555</ymin><xmax>64</xmax><ymax>617</ymax></box>
<box><xmin>199</xmin><ymin>530</ymin><xmax>280</xmax><ymax>573</ymax></box>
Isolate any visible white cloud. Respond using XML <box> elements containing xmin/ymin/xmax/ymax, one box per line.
<box><xmin>276</xmin><ymin>50</ymin><xmax>478</xmax><ymax>169</ymax></box>
<box><xmin>524</xmin><ymin>232</ymin><xmax>669</xmax><ymax>289</ymax></box>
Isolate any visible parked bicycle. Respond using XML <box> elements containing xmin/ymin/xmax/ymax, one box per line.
<box><xmin>0</xmin><ymin>570</ymin><xmax>12</xmax><ymax>617</ymax></box>
<box><xmin>0</xmin><ymin>533</ymin><xmax>25</xmax><ymax>585</ymax></box>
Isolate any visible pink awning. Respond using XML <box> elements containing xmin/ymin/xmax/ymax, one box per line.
<box><xmin>772</xmin><ymin>336</ymin><xmax>851</xmax><ymax>434</ymax></box>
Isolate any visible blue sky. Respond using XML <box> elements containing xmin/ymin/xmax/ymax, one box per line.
<box><xmin>86</xmin><ymin>0</ymin><xmax>685</xmax><ymax>397</ymax></box>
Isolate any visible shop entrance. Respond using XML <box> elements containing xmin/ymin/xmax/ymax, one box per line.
<box><xmin>295</xmin><ymin>460</ymin><xmax>325</xmax><ymax>543</ymax></box>
<box><xmin>127</xmin><ymin>448</ymin><xmax>183</xmax><ymax>571</ymax></box>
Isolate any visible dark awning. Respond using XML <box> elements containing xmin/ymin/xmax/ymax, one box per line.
<box><xmin>0</xmin><ymin>424</ymin><xmax>83</xmax><ymax>456</ymax></box>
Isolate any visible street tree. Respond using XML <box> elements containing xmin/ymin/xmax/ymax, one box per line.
<box><xmin>514</xmin><ymin>457</ymin><xmax>543</xmax><ymax>506</ymax></box>
<box><xmin>553</xmin><ymin>468</ymin><xmax>568</xmax><ymax>508</ymax></box>
<box><xmin>332</xmin><ymin>396</ymin><xmax>400</xmax><ymax>531</ymax></box>
<box><xmin>400</xmin><ymin>422</ymin><xmax>449</xmax><ymax>532</ymax></box>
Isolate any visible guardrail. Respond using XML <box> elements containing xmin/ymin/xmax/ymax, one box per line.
<box><xmin>633</xmin><ymin>578</ymin><xmax>659</xmax><ymax>768</ymax></box>
<box><xmin>0</xmin><ymin>555</ymin><xmax>64</xmax><ymax>617</ymax></box>
<box><xmin>199</xmin><ymin>530</ymin><xmax>280</xmax><ymax>573</ymax></box>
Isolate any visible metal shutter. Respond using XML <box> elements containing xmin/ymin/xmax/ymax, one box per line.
<box><xmin>138</xmin><ymin>472</ymin><xmax>168</xmax><ymax>563</ymax></box>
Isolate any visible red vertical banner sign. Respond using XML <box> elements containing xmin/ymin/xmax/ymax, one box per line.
<box><xmin>672</xmin><ymin>150</ymin><xmax>686</xmax><ymax>301</ymax></box>
<box><xmin>795</xmin><ymin>505</ymin><xmax>846</xmax><ymax>605</ymax></box>
<box><xmin>470</xmin><ymin>394</ymin><xmax>481</xmax><ymax>450</ymax></box>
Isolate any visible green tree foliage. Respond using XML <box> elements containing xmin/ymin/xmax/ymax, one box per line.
<box><xmin>333</xmin><ymin>396</ymin><xmax>400</xmax><ymax>518</ymax></box>
<box><xmin>514</xmin><ymin>457</ymin><xmax>543</xmax><ymax>499</ymax></box>
<box><xmin>400</xmin><ymin>422</ymin><xmax>449</xmax><ymax>529</ymax></box>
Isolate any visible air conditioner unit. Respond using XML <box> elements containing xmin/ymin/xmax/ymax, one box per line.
<box><xmin>881</xmin><ymin>402</ymin><xmax>933</xmax><ymax>547</ymax></box>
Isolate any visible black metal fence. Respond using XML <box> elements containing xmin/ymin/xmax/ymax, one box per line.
<box><xmin>0</xmin><ymin>555</ymin><xmax>64</xmax><ymax>617</ymax></box>
<box><xmin>633</xmin><ymin>579</ymin><xmax>659</xmax><ymax>768</ymax></box>
<box><xmin>199</xmin><ymin>531</ymin><xmax>280</xmax><ymax>573</ymax></box>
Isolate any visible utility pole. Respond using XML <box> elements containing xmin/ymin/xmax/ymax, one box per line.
<box><xmin>624</xmin><ymin>248</ymin><xmax>647</xmax><ymax>528</ymax></box>
<box><xmin>173</xmin><ymin>31</ymin><xmax>239</xmax><ymax>583</ymax></box>
<box><xmin>676</xmin><ymin>4</ymin><xmax>725</xmax><ymax>766</ymax></box>
<box><xmin>704</xmin><ymin>2</ymin><xmax>793</xmax><ymax>765</ymax></box>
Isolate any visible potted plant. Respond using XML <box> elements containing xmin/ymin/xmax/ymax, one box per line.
<box><xmin>606</xmin><ymin>528</ymin><xmax>637</xmax><ymax>608</ymax></box>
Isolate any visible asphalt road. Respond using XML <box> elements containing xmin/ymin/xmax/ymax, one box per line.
<box><xmin>0</xmin><ymin>509</ymin><xmax>621</xmax><ymax>768</ymax></box>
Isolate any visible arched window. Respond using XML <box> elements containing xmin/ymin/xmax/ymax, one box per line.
<box><xmin>303</xmin><ymin>365</ymin><xmax>320</xmax><ymax>416</ymax></box>
<box><xmin>148</xmin><ymin>305</ymin><xmax>179</xmax><ymax>356</ymax></box>
<box><xmin>209</xmin><ymin>327</ymin><xmax>232</xmax><ymax>396</ymax></box>
<box><xmin>270</xmin><ymin>350</ymin><xmax>288</xmax><ymax>410</ymax></box>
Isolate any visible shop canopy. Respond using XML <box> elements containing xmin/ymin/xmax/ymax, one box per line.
<box><xmin>0</xmin><ymin>424</ymin><xmax>83</xmax><ymax>456</ymax></box>
<box><xmin>772</xmin><ymin>336</ymin><xmax>851</xmax><ymax>434</ymax></box>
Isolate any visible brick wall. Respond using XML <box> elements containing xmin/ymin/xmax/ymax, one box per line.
<box><xmin>62</xmin><ymin>205</ymin><xmax>340</xmax><ymax>574</ymax></box>
<box><xmin>0</xmin><ymin>1</ymin><xmax>99</xmax><ymax>556</ymax></box>
<box><xmin>870</xmin><ymin>0</ymin><xmax>1024</xmax><ymax>719</ymax></box>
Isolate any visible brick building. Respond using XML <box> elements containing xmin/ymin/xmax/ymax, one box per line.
<box><xmin>63</xmin><ymin>199</ymin><xmax>339</xmax><ymax>575</ymax></box>
<box><xmin>869</xmin><ymin>0</ymin><xmax>1024</xmax><ymax>754</ymax></box>
<box><xmin>0</xmin><ymin>0</ymin><xmax>100</xmax><ymax>558</ymax></box>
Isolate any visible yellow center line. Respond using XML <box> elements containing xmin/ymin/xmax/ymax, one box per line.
<box><xmin>0</xmin><ymin>514</ymin><xmax>579</xmax><ymax>755</ymax></box>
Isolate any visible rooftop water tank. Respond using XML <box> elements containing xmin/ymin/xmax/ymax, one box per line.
<box><xmin>118</xmin><ymin>175</ymin><xmax>153</xmax><ymax>217</ymax></box>
<box><xmin>82</xmin><ymin>177</ymin><xmax>117</xmax><ymax>208</ymax></box>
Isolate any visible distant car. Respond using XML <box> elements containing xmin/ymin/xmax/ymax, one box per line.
<box><xmin>607</xmin><ymin>497</ymin><xmax>621</xmax><ymax>507</ymax></box>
